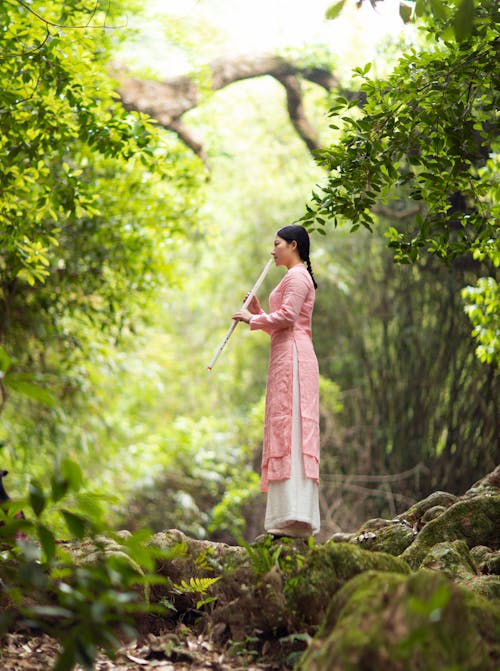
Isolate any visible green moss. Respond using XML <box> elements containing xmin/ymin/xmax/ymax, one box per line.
<box><xmin>401</xmin><ymin>496</ymin><xmax>500</xmax><ymax>569</ymax></box>
<box><xmin>296</xmin><ymin>570</ymin><xmax>500</xmax><ymax>671</ymax></box>
<box><xmin>285</xmin><ymin>542</ymin><xmax>410</xmax><ymax>626</ymax></box>
<box><xmin>421</xmin><ymin>505</ymin><xmax>446</xmax><ymax>524</ymax></box>
<box><xmin>354</xmin><ymin>522</ymin><xmax>417</xmax><ymax>556</ymax></box>
<box><xmin>459</xmin><ymin>575</ymin><xmax>500</xmax><ymax>601</ymax></box>
<box><xmin>398</xmin><ymin>491</ymin><xmax>458</xmax><ymax>526</ymax></box>
<box><xmin>420</xmin><ymin>540</ymin><xmax>478</xmax><ymax>581</ymax></box>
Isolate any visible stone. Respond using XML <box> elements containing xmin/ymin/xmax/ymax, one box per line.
<box><xmin>296</xmin><ymin>569</ymin><xmax>500</xmax><ymax>671</ymax></box>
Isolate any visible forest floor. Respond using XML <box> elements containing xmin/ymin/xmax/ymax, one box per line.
<box><xmin>1</xmin><ymin>631</ymin><xmax>273</xmax><ymax>671</ymax></box>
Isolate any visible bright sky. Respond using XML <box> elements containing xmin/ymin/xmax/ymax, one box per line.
<box><xmin>125</xmin><ymin>0</ymin><xmax>411</xmax><ymax>76</ymax></box>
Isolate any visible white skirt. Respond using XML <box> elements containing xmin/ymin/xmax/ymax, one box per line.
<box><xmin>264</xmin><ymin>343</ymin><xmax>320</xmax><ymax>534</ymax></box>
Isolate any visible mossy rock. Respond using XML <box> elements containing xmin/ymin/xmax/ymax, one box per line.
<box><xmin>464</xmin><ymin>466</ymin><xmax>500</xmax><ymax>498</ymax></box>
<box><xmin>470</xmin><ymin>544</ymin><xmax>494</xmax><ymax>565</ymax></box>
<box><xmin>459</xmin><ymin>574</ymin><xmax>500</xmax><ymax>601</ymax></box>
<box><xmin>296</xmin><ymin>569</ymin><xmax>500</xmax><ymax>671</ymax></box>
<box><xmin>285</xmin><ymin>542</ymin><xmax>410</xmax><ymax>626</ymax></box>
<box><xmin>470</xmin><ymin>546</ymin><xmax>500</xmax><ymax>575</ymax></box>
<box><xmin>353</xmin><ymin>521</ymin><xmax>417</xmax><ymax>556</ymax></box>
<box><xmin>328</xmin><ymin>531</ymin><xmax>354</xmax><ymax>543</ymax></box>
<box><xmin>397</xmin><ymin>491</ymin><xmax>458</xmax><ymax>527</ymax></box>
<box><xmin>401</xmin><ymin>495</ymin><xmax>500</xmax><ymax>569</ymax></box>
<box><xmin>421</xmin><ymin>505</ymin><xmax>447</xmax><ymax>524</ymax></box>
<box><xmin>355</xmin><ymin>517</ymin><xmax>393</xmax><ymax>532</ymax></box>
<box><xmin>420</xmin><ymin>539</ymin><xmax>478</xmax><ymax>581</ymax></box>
<box><xmin>149</xmin><ymin>529</ymin><xmax>253</xmax><ymax>611</ymax></box>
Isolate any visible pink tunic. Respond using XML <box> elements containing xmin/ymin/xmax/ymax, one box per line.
<box><xmin>249</xmin><ymin>264</ymin><xmax>320</xmax><ymax>491</ymax></box>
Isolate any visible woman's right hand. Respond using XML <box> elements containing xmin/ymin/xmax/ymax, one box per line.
<box><xmin>245</xmin><ymin>293</ymin><xmax>261</xmax><ymax>314</ymax></box>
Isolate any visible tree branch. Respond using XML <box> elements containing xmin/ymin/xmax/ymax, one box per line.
<box><xmin>115</xmin><ymin>55</ymin><xmax>347</xmax><ymax>161</ymax></box>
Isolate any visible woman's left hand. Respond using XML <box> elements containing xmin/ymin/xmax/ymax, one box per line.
<box><xmin>232</xmin><ymin>308</ymin><xmax>253</xmax><ymax>324</ymax></box>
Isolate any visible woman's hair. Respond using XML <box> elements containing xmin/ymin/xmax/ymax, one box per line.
<box><xmin>277</xmin><ymin>224</ymin><xmax>318</xmax><ymax>289</ymax></box>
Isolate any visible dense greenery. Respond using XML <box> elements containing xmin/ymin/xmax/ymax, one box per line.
<box><xmin>0</xmin><ymin>0</ymin><xmax>203</xmax><ymax>413</ymax></box>
<box><xmin>305</xmin><ymin>0</ymin><xmax>499</xmax><ymax>365</ymax></box>
<box><xmin>0</xmin><ymin>0</ymin><xmax>498</xmax><ymax>668</ymax></box>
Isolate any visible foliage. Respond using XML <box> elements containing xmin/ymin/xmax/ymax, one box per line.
<box><xmin>305</xmin><ymin>0</ymin><xmax>500</xmax><ymax>376</ymax></box>
<box><xmin>0</xmin><ymin>0</ymin><xmax>203</xmax><ymax>414</ymax></box>
<box><xmin>306</xmin><ymin>0</ymin><xmax>498</xmax><ymax>264</ymax></box>
<box><xmin>328</xmin><ymin>0</ymin><xmax>487</xmax><ymax>43</ymax></box>
<box><xmin>462</xmin><ymin>242</ymin><xmax>500</xmax><ymax>366</ymax></box>
<box><xmin>0</xmin><ymin>459</ymin><xmax>173</xmax><ymax>671</ymax></box>
<box><xmin>314</xmin><ymin>224</ymin><xmax>498</xmax><ymax>508</ymax></box>
<box><xmin>172</xmin><ymin>576</ymin><xmax>220</xmax><ymax>610</ymax></box>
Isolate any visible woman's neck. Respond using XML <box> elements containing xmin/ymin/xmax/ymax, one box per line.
<box><xmin>286</xmin><ymin>258</ymin><xmax>304</xmax><ymax>269</ymax></box>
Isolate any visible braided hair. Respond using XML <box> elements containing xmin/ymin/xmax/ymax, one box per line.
<box><xmin>276</xmin><ymin>225</ymin><xmax>318</xmax><ymax>289</ymax></box>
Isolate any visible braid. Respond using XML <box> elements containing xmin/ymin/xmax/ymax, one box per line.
<box><xmin>306</xmin><ymin>258</ymin><xmax>318</xmax><ymax>290</ymax></box>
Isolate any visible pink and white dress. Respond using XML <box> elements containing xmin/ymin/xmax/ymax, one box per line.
<box><xmin>249</xmin><ymin>264</ymin><xmax>320</xmax><ymax>533</ymax></box>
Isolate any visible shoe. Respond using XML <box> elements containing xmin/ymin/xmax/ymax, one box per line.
<box><xmin>266</xmin><ymin>525</ymin><xmax>312</xmax><ymax>539</ymax></box>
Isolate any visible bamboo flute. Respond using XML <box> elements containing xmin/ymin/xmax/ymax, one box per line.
<box><xmin>207</xmin><ymin>257</ymin><xmax>274</xmax><ymax>370</ymax></box>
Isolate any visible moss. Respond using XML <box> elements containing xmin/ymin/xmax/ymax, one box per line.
<box><xmin>285</xmin><ymin>542</ymin><xmax>410</xmax><ymax>626</ymax></box>
<box><xmin>354</xmin><ymin>522</ymin><xmax>417</xmax><ymax>556</ymax></box>
<box><xmin>459</xmin><ymin>575</ymin><xmax>500</xmax><ymax>601</ymax></box>
<box><xmin>296</xmin><ymin>570</ymin><xmax>500</xmax><ymax>671</ymax></box>
<box><xmin>420</xmin><ymin>540</ymin><xmax>478</xmax><ymax>581</ymax></box>
<box><xmin>397</xmin><ymin>491</ymin><xmax>458</xmax><ymax>527</ymax></box>
<box><xmin>464</xmin><ymin>466</ymin><xmax>500</xmax><ymax>498</ymax></box>
<box><xmin>470</xmin><ymin>547</ymin><xmax>500</xmax><ymax>576</ymax></box>
<box><xmin>421</xmin><ymin>505</ymin><xmax>446</xmax><ymax>524</ymax></box>
<box><xmin>470</xmin><ymin>545</ymin><xmax>492</xmax><ymax>565</ymax></box>
<box><xmin>401</xmin><ymin>495</ymin><xmax>500</xmax><ymax>569</ymax></box>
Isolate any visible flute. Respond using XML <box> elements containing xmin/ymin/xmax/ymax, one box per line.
<box><xmin>208</xmin><ymin>258</ymin><xmax>273</xmax><ymax>370</ymax></box>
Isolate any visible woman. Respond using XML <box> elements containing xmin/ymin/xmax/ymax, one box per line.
<box><xmin>232</xmin><ymin>225</ymin><xmax>320</xmax><ymax>538</ymax></box>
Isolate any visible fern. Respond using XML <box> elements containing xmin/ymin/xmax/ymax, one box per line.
<box><xmin>172</xmin><ymin>576</ymin><xmax>221</xmax><ymax>609</ymax></box>
<box><xmin>174</xmin><ymin>576</ymin><xmax>220</xmax><ymax>595</ymax></box>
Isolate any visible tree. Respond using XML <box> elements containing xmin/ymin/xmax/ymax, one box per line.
<box><xmin>116</xmin><ymin>53</ymin><xmax>346</xmax><ymax>163</ymax></box>
<box><xmin>305</xmin><ymin>0</ymin><xmax>498</xmax><ymax>260</ymax></box>
<box><xmin>0</xmin><ymin>0</ymin><xmax>204</xmax><ymax>415</ymax></box>
<box><xmin>303</xmin><ymin>0</ymin><xmax>499</xmax><ymax>367</ymax></box>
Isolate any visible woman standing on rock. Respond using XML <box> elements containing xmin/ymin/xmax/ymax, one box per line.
<box><xmin>232</xmin><ymin>225</ymin><xmax>320</xmax><ymax>538</ymax></box>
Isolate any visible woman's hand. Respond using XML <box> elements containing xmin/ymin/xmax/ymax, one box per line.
<box><xmin>245</xmin><ymin>293</ymin><xmax>261</xmax><ymax>314</ymax></box>
<box><xmin>232</xmin><ymin>308</ymin><xmax>253</xmax><ymax>324</ymax></box>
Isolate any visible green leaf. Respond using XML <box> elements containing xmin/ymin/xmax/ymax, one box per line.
<box><xmin>0</xmin><ymin>347</ymin><xmax>12</xmax><ymax>374</ymax></box>
<box><xmin>51</xmin><ymin>473</ymin><xmax>70</xmax><ymax>502</ymax></box>
<box><xmin>325</xmin><ymin>0</ymin><xmax>347</xmax><ymax>20</ymax></box>
<box><xmin>29</xmin><ymin>480</ymin><xmax>46</xmax><ymax>517</ymax></box>
<box><xmin>61</xmin><ymin>510</ymin><xmax>87</xmax><ymax>539</ymax></box>
<box><xmin>60</xmin><ymin>459</ymin><xmax>83</xmax><ymax>491</ymax></box>
<box><xmin>454</xmin><ymin>0</ymin><xmax>474</xmax><ymax>42</ymax></box>
<box><xmin>4</xmin><ymin>374</ymin><xmax>55</xmax><ymax>406</ymax></box>
<box><xmin>399</xmin><ymin>3</ymin><xmax>413</xmax><ymax>23</ymax></box>
<box><xmin>429</xmin><ymin>0</ymin><xmax>449</xmax><ymax>20</ymax></box>
<box><xmin>37</xmin><ymin>523</ymin><xmax>56</xmax><ymax>561</ymax></box>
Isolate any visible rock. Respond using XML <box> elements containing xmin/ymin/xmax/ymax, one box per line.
<box><xmin>469</xmin><ymin>546</ymin><xmax>500</xmax><ymax>575</ymax></box>
<box><xmin>400</xmin><ymin>495</ymin><xmax>500</xmax><ymax>569</ymax></box>
<box><xmin>355</xmin><ymin>517</ymin><xmax>392</xmax><ymax>532</ymax></box>
<box><xmin>420</xmin><ymin>540</ymin><xmax>478</xmax><ymax>581</ymax></box>
<box><xmin>470</xmin><ymin>544</ymin><xmax>494</xmax><ymax>565</ymax></box>
<box><xmin>285</xmin><ymin>542</ymin><xmax>410</xmax><ymax>627</ymax></box>
<box><xmin>421</xmin><ymin>505</ymin><xmax>447</xmax><ymax>524</ymax></box>
<box><xmin>352</xmin><ymin>521</ymin><xmax>417</xmax><ymax>556</ymax></box>
<box><xmin>296</xmin><ymin>569</ymin><xmax>500</xmax><ymax>671</ymax></box>
<box><xmin>396</xmin><ymin>491</ymin><xmax>458</xmax><ymax>528</ymax></box>
<box><xmin>461</xmin><ymin>575</ymin><xmax>500</xmax><ymax>601</ymax></box>
<box><xmin>464</xmin><ymin>465</ymin><xmax>500</xmax><ymax>498</ymax></box>
<box><xmin>328</xmin><ymin>532</ymin><xmax>354</xmax><ymax>543</ymax></box>
<box><xmin>483</xmin><ymin>552</ymin><xmax>500</xmax><ymax>575</ymax></box>
<box><xmin>149</xmin><ymin>529</ymin><xmax>253</xmax><ymax>613</ymax></box>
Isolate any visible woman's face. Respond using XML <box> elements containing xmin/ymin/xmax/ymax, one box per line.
<box><xmin>272</xmin><ymin>235</ymin><xmax>297</xmax><ymax>267</ymax></box>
